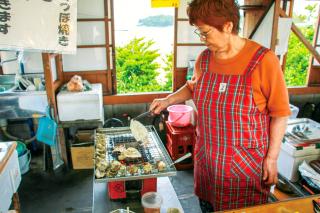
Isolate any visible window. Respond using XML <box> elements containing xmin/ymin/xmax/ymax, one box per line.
<box><xmin>284</xmin><ymin>2</ymin><xmax>320</xmax><ymax>87</ymax></box>
<box><xmin>114</xmin><ymin>0</ymin><xmax>174</xmax><ymax>94</ymax></box>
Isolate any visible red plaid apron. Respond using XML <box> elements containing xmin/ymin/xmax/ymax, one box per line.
<box><xmin>192</xmin><ymin>47</ymin><xmax>270</xmax><ymax>211</ymax></box>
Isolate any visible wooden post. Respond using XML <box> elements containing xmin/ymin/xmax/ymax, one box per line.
<box><xmin>270</xmin><ymin>0</ymin><xmax>281</xmax><ymax>51</ymax></box>
<box><xmin>281</xmin><ymin>0</ymin><xmax>294</xmax><ymax>73</ymax></box>
<box><xmin>307</xmin><ymin>6</ymin><xmax>320</xmax><ymax>87</ymax></box>
<box><xmin>42</xmin><ymin>53</ymin><xmax>68</xmax><ymax>166</ymax></box>
<box><xmin>12</xmin><ymin>193</ymin><xmax>20</xmax><ymax>213</ymax></box>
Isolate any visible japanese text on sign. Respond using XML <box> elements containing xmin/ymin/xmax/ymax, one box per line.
<box><xmin>58</xmin><ymin>0</ymin><xmax>71</xmax><ymax>47</ymax></box>
<box><xmin>0</xmin><ymin>0</ymin><xmax>11</xmax><ymax>35</ymax></box>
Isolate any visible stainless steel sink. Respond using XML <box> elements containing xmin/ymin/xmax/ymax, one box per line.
<box><xmin>0</xmin><ymin>74</ymin><xmax>48</xmax><ymax>119</ymax></box>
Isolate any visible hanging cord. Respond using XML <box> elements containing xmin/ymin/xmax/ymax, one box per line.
<box><xmin>0</xmin><ymin>126</ymin><xmax>36</xmax><ymax>144</ymax></box>
<box><xmin>103</xmin><ymin>118</ymin><xmax>124</xmax><ymax>128</ymax></box>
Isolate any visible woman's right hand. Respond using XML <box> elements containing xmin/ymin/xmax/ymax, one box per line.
<box><xmin>150</xmin><ymin>98</ymin><xmax>170</xmax><ymax>114</ymax></box>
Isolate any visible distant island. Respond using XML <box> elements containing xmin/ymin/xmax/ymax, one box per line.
<box><xmin>137</xmin><ymin>15</ymin><xmax>173</xmax><ymax>27</ymax></box>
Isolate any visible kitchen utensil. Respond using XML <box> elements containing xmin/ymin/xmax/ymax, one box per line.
<box><xmin>168</xmin><ymin>152</ymin><xmax>192</xmax><ymax>167</ymax></box>
<box><xmin>132</xmin><ymin>111</ymin><xmax>151</xmax><ymax>121</ymax></box>
<box><xmin>167</xmin><ymin>105</ymin><xmax>193</xmax><ymax>127</ymax></box>
<box><xmin>130</xmin><ymin>119</ymin><xmax>149</xmax><ymax>144</ymax></box>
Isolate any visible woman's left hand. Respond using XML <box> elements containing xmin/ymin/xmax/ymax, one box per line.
<box><xmin>262</xmin><ymin>156</ymin><xmax>278</xmax><ymax>185</ymax></box>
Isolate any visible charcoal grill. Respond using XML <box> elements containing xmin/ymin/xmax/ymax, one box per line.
<box><xmin>94</xmin><ymin>125</ymin><xmax>176</xmax><ymax>182</ymax></box>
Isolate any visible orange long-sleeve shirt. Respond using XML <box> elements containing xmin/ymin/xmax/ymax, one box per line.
<box><xmin>187</xmin><ymin>39</ymin><xmax>291</xmax><ymax>117</ymax></box>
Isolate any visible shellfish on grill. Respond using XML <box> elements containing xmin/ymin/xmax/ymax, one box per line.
<box><xmin>95</xmin><ymin>169</ymin><xmax>106</xmax><ymax>178</ymax></box>
<box><xmin>110</xmin><ymin>160</ymin><xmax>122</xmax><ymax>171</ymax></box>
<box><xmin>112</xmin><ymin>144</ymin><xmax>126</xmax><ymax>154</ymax></box>
<box><xmin>118</xmin><ymin>165</ymin><xmax>127</xmax><ymax>176</ymax></box>
<box><xmin>106</xmin><ymin>169</ymin><xmax>118</xmax><ymax>178</ymax></box>
<box><xmin>118</xmin><ymin>154</ymin><xmax>126</xmax><ymax>161</ymax></box>
<box><xmin>96</xmin><ymin>143</ymin><xmax>105</xmax><ymax>150</ymax></box>
<box><xmin>157</xmin><ymin>161</ymin><xmax>166</xmax><ymax>172</ymax></box>
<box><xmin>123</xmin><ymin>147</ymin><xmax>141</xmax><ymax>158</ymax></box>
<box><xmin>127</xmin><ymin>164</ymin><xmax>139</xmax><ymax>175</ymax></box>
<box><xmin>96</xmin><ymin>159</ymin><xmax>109</xmax><ymax>171</ymax></box>
<box><xmin>142</xmin><ymin>162</ymin><xmax>153</xmax><ymax>174</ymax></box>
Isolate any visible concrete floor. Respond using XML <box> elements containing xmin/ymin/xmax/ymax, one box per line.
<box><xmin>18</xmin><ymin>154</ymin><xmax>201</xmax><ymax>213</ymax></box>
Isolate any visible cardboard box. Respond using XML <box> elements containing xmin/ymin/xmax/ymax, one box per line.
<box><xmin>71</xmin><ymin>143</ymin><xmax>94</xmax><ymax>169</ymax></box>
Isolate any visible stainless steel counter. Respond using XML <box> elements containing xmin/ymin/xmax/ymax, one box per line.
<box><xmin>93</xmin><ymin>177</ymin><xmax>183</xmax><ymax>213</ymax></box>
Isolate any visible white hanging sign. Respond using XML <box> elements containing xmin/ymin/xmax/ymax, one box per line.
<box><xmin>0</xmin><ymin>0</ymin><xmax>77</xmax><ymax>54</ymax></box>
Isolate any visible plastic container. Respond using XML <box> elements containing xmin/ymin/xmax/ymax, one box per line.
<box><xmin>289</xmin><ymin>104</ymin><xmax>299</xmax><ymax>119</ymax></box>
<box><xmin>141</xmin><ymin>192</ymin><xmax>163</xmax><ymax>213</ymax></box>
<box><xmin>18</xmin><ymin>149</ymin><xmax>31</xmax><ymax>175</ymax></box>
<box><xmin>16</xmin><ymin>141</ymin><xmax>27</xmax><ymax>157</ymax></box>
<box><xmin>167</xmin><ymin>105</ymin><xmax>193</xmax><ymax>127</ymax></box>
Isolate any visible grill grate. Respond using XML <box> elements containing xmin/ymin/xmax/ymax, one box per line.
<box><xmin>94</xmin><ymin>126</ymin><xmax>176</xmax><ymax>182</ymax></box>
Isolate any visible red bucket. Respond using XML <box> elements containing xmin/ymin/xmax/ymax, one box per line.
<box><xmin>167</xmin><ymin>105</ymin><xmax>193</xmax><ymax>127</ymax></box>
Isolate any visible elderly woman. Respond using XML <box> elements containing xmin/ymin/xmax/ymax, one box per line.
<box><xmin>150</xmin><ymin>0</ymin><xmax>290</xmax><ymax>212</ymax></box>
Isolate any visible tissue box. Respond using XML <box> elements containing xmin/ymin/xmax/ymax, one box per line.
<box><xmin>57</xmin><ymin>84</ymin><xmax>104</xmax><ymax>122</ymax></box>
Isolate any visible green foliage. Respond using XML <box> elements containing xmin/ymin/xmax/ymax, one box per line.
<box><xmin>285</xmin><ymin>4</ymin><xmax>317</xmax><ymax>86</ymax></box>
<box><xmin>161</xmin><ymin>53</ymin><xmax>173</xmax><ymax>91</ymax></box>
<box><xmin>116</xmin><ymin>37</ymin><xmax>173</xmax><ymax>93</ymax></box>
<box><xmin>138</xmin><ymin>15</ymin><xmax>173</xmax><ymax>27</ymax></box>
<box><xmin>285</xmin><ymin>26</ymin><xmax>314</xmax><ymax>86</ymax></box>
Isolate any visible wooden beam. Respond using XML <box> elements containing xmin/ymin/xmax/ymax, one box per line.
<box><xmin>249</xmin><ymin>1</ymin><xmax>275</xmax><ymax>39</ymax></box>
<box><xmin>307</xmin><ymin>7</ymin><xmax>320</xmax><ymax>86</ymax></box>
<box><xmin>104</xmin><ymin>92</ymin><xmax>170</xmax><ymax>105</ymax></box>
<box><xmin>281</xmin><ymin>0</ymin><xmax>295</xmax><ymax>73</ymax></box>
<box><xmin>271</xmin><ymin>0</ymin><xmax>281</xmax><ymax>51</ymax></box>
<box><xmin>288</xmin><ymin>86</ymin><xmax>320</xmax><ymax>95</ymax></box>
<box><xmin>173</xmin><ymin>8</ymin><xmax>178</xmax><ymax>74</ymax></box>
<box><xmin>77</xmin><ymin>44</ymin><xmax>108</xmax><ymax>48</ymax></box>
<box><xmin>174</xmin><ymin>67</ymin><xmax>187</xmax><ymax>91</ymax></box>
<box><xmin>279</xmin><ymin>9</ymin><xmax>320</xmax><ymax>64</ymax></box>
<box><xmin>77</xmin><ymin>18</ymin><xmax>108</xmax><ymax>22</ymax></box>
<box><xmin>42</xmin><ymin>53</ymin><xmax>57</xmax><ymax>114</ymax></box>
<box><xmin>110</xmin><ymin>0</ymin><xmax>117</xmax><ymax>94</ymax></box>
<box><xmin>53</xmin><ymin>80</ymin><xmax>62</xmax><ymax>91</ymax></box>
<box><xmin>62</xmin><ymin>70</ymin><xmax>107</xmax><ymax>75</ymax></box>
<box><xmin>55</xmin><ymin>54</ymin><xmax>64</xmax><ymax>87</ymax></box>
<box><xmin>177</xmin><ymin>18</ymin><xmax>189</xmax><ymax>21</ymax></box>
<box><xmin>240</xmin><ymin>5</ymin><xmax>266</xmax><ymax>11</ymax></box>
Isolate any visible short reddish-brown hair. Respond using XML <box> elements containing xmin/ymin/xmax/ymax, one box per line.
<box><xmin>187</xmin><ymin>0</ymin><xmax>240</xmax><ymax>34</ymax></box>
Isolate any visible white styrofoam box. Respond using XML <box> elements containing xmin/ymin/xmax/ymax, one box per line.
<box><xmin>289</xmin><ymin>104</ymin><xmax>299</xmax><ymax>119</ymax></box>
<box><xmin>0</xmin><ymin>149</ymin><xmax>21</xmax><ymax>212</ymax></box>
<box><xmin>57</xmin><ymin>84</ymin><xmax>104</xmax><ymax>122</ymax></box>
<box><xmin>278</xmin><ymin>140</ymin><xmax>320</xmax><ymax>182</ymax></box>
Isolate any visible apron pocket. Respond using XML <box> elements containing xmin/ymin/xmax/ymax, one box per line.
<box><xmin>231</xmin><ymin>146</ymin><xmax>265</xmax><ymax>180</ymax></box>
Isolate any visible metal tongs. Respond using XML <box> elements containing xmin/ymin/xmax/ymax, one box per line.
<box><xmin>132</xmin><ymin>111</ymin><xmax>152</xmax><ymax>120</ymax></box>
<box><xmin>169</xmin><ymin>152</ymin><xmax>192</xmax><ymax>167</ymax></box>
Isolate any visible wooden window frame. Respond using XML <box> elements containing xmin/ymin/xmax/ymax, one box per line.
<box><xmin>248</xmin><ymin>0</ymin><xmax>320</xmax><ymax>95</ymax></box>
<box><xmin>278</xmin><ymin>1</ymin><xmax>320</xmax><ymax>93</ymax></box>
<box><xmin>104</xmin><ymin>1</ymin><xmax>178</xmax><ymax>104</ymax></box>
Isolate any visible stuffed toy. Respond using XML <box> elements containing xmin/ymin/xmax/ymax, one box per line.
<box><xmin>67</xmin><ymin>75</ymin><xmax>84</xmax><ymax>92</ymax></box>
